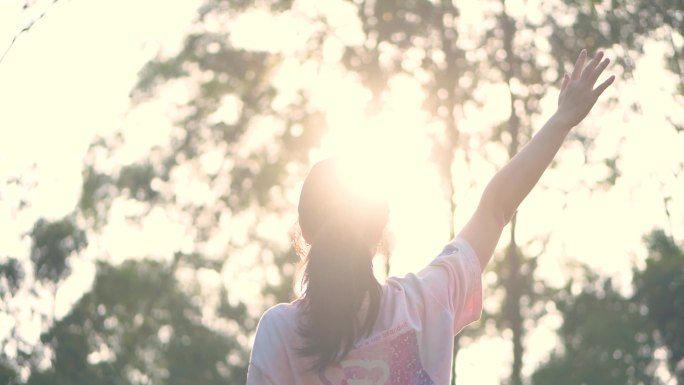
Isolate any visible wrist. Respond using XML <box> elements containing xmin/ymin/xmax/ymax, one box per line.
<box><xmin>549</xmin><ymin>111</ymin><xmax>576</xmax><ymax>132</ymax></box>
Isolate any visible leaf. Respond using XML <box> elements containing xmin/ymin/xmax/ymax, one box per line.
<box><xmin>0</xmin><ymin>258</ymin><xmax>24</xmax><ymax>295</ymax></box>
<box><xmin>30</xmin><ymin>218</ymin><xmax>86</xmax><ymax>284</ymax></box>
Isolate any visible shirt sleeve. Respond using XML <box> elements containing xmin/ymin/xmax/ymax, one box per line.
<box><xmin>246</xmin><ymin>363</ymin><xmax>277</xmax><ymax>385</ymax></box>
<box><xmin>414</xmin><ymin>237</ymin><xmax>483</xmax><ymax>334</ymax></box>
<box><xmin>247</xmin><ymin>305</ymin><xmax>294</xmax><ymax>385</ymax></box>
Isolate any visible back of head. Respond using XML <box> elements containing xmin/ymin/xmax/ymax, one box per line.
<box><xmin>296</xmin><ymin>159</ymin><xmax>389</xmax><ymax>372</ymax></box>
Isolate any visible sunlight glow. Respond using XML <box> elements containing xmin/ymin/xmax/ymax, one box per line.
<box><xmin>312</xmin><ymin>70</ymin><xmax>452</xmax><ymax>276</ymax></box>
<box><xmin>1</xmin><ymin>2</ymin><xmax>683</xmax><ymax>385</ymax></box>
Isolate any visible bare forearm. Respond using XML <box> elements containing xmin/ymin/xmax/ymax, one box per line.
<box><xmin>480</xmin><ymin>113</ymin><xmax>573</xmax><ymax>224</ymax></box>
<box><xmin>458</xmin><ymin>50</ymin><xmax>614</xmax><ymax>270</ymax></box>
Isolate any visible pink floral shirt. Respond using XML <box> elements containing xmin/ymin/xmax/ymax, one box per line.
<box><xmin>247</xmin><ymin>238</ymin><xmax>483</xmax><ymax>385</ymax></box>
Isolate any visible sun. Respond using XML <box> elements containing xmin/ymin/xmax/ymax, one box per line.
<box><xmin>313</xmin><ymin>72</ymin><xmax>452</xmax><ymax>276</ymax></box>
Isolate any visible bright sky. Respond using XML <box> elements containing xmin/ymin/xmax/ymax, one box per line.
<box><xmin>0</xmin><ymin>0</ymin><xmax>682</xmax><ymax>383</ymax></box>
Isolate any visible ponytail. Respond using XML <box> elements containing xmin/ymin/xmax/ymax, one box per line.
<box><xmin>295</xmin><ymin>160</ymin><xmax>388</xmax><ymax>372</ymax></box>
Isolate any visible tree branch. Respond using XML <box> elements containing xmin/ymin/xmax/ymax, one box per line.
<box><xmin>0</xmin><ymin>0</ymin><xmax>59</xmax><ymax>65</ymax></box>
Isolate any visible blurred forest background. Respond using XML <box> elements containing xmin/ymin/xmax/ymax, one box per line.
<box><xmin>0</xmin><ymin>0</ymin><xmax>683</xmax><ymax>384</ymax></box>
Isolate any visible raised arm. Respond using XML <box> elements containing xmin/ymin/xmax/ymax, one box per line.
<box><xmin>458</xmin><ymin>50</ymin><xmax>615</xmax><ymax>270</ymax></box>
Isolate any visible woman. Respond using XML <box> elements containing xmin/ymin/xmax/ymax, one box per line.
<box><xmin>247</xmin><ymin>50</ymin><xmax>614</xmax><ymax>384</ymax></box>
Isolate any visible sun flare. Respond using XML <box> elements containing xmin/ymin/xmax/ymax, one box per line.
<box><xmin>314</xmin><ymin>73</ymin><xmax>452</xmax><ymax>276</ymax></box>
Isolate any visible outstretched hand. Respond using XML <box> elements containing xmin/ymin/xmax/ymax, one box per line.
<box><xmin>555</xmin><ymin>49</ymin><xmax>615</xmax><ymax>128</ymax></box>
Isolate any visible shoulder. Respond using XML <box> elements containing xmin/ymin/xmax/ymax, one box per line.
<box><xmin>255</xmin><ymin>300</ymin><xmax>302</xmax><ymax>337</ymax></box>
<box><xmin>250</xmin><ymin>302</ymin><xmax>304</xmax><ymax>384</ymax></box>
<box><xmin>431</xmin><ymin>237</ymin><xmax>480</xmax><ymax>274</ymax></box>
<box><xmin>260</xmin><ymin>300</ymin><xmax>301</xmax><ymax>321</ymax></box>
<box><xmin>252</xmin><ymin>301</ymin><xmax>302</xmax><ymax>358</ymax></box>
<box><xmin>384</xmin><ymin>238</ymin><xmax>479</xmax><ymax>287</ymax></box>
<box><xmin>382</xmin><ymin>238</ymin><xmax>481</xmax><ymax>307</ymax></box>
<box><xmin>438</xmin><ymin>237</ymin><xmax>478</xmax><ymax>260</ymax></box>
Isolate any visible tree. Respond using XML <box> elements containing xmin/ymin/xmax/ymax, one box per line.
<box><xmin>74</xmin><ymin>1</ymin><xmax>684</xmax><ymax>384</ymax></box>
<box><xmin>29</xmin><ymin>218</ymin><xmax>86</xmax><ymax>287</ymax></box>
<box><xmin>532</xmin><ymin>272</ymin><xmax>657</xmax><ymax>385</ymax></box>
<box><xmin>345</xmin><ymin>1</ymin><xmax>546</xmax><ymax>384</ymax></box>
<box><xmin>547</xmin><ymin>0</ymin><xmax>684</xmax><ymax>188</ymax></box>
<box><xmin>533</xmin><ymin>228</ymin><xmax>684</xmax><ymax>385</ymax></box>
<box><xmin>634</xmin><ymin>229</ymin><xmax>684</xmax><ymax>384</ymax></box>
<box><xmin>0</xmin><ymin>215</ymin><xmax>86</xmax><ymax>383</ymax></box>
<box><xmin>27</xmin><ymin>259</ymin><xmax>246</xmax><ymax>385</ymax></box>
<box><xmin>3</xmin><ymin>0</ymin><xmax>683</xmax><ymax>384</ymax></box>
<box><xmin>46</xmin><ymin>0</ymin><xmax>330</xmax><ymax>380</ymax></box>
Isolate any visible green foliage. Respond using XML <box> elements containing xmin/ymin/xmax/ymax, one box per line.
<box><xmin>534</xmin><ymin>230</ymin><xmax>684</xmax><ymax>385</ymax></box>
<box><xmin>117</xmin><ymin>163</ymin><xmax>158</xmax><ymax>202</ymax></box>
<box><xmin>56</xmin><ymin>0</ymin><xmax>332</xmax><ymax>380</ymax></box>
<box><xmin>0</xmin><ymin>360</ymin><xmax>17</xmax><ymax>385</ymax></box>
<box><xmin>79</xmin><ymin>165</ymin><xmax>115</xmax><ymax>227</ymax></box>
<box><xmin>3</xmin><ymin>1</ymin><xmax>683</xmax><ymax>384</ymax></box>
<box><xmin>30</xmin><ymin>218</ymin><xmax>86</xmax><ymax>284</ymax></box>
<box><xmin>0</xmin><ymin>258</ymin><xmax>23</xmax><ymax>296</ymax></box>
<box><xmin>634</xmin><ymin>229</ymin><xmax>684</xmax><ymax>384</ymax></box>
<box><xmin>262</xmin><ymin>248</ymin><xmax>301</xmax><ymax>304</ymax></box>
<box><xmin>549</xmin><ymin>0</ymin><xmax>684</xmax><ymax>77</ymax></box>
<box><xmin>600</xmin><ymin>156</ymin><xmax>621</xmax><ymax>188</ymax></box>
<box><xmin>0</xmin><ymin>217</ymin><xmax>87</xmax><ymax>385</ymax></box>
<box><xmin>342</xmin><ymin>0</ymin><xmax>477</xmax><ymax>179</ymax></box>
<box><xmin>532</xmin><ymin>274</ymin><xmax>657</xmax><ymax>385</ymax></box>
<box><xmin>28</xmin><ymin>259</ymin><xmax>245</xmax><ymax>385</ymax></box>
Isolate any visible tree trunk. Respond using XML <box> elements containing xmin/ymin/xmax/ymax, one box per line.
<box><xmin>501</xmin><ymin>3</ymin><xmax>524</xmax><ymax>384</ymax></box>
<box><xmin>506</xmin><ymin>216</ymin><xmax>523</xmax><ymax>385</ymax></box>
<box><xmin>437</xmin><ymin>0</ymin><xmax>461</xmax><ymax>381</ymax></box>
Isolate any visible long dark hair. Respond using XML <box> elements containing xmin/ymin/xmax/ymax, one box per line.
<box><xmin>295</xmin><ymin>159</ymin><xmax>389</xmax><ymax>372</ymax></box>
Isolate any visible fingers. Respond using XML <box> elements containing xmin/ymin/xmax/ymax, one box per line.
<box><xmin>593</xmin><ymin>74</ymin><xmax>616</xmax><ymax>98</ymax></box>
<box><xmin>560</xmin><ymin>73</ymin><xmax>570</xmax><ymax>91</ymax></box>
<box><xmin>571</xmin><ymin>49</ymin><xmax>587</xmax><ymax>80</ymax></box>
<box><xmin>589</xmin><ymin>57</ymin><xmax>611</xmax><ymax>85</ymax></box>
<box><xmin>571</xmin><ymin>49</ymin><xmax>612</xmax><ymax>87</ymax></box>
<box><xmin>581</xmin><ymin>51</ymin><xmax>604</xmax><ymax>82</ymax></box>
